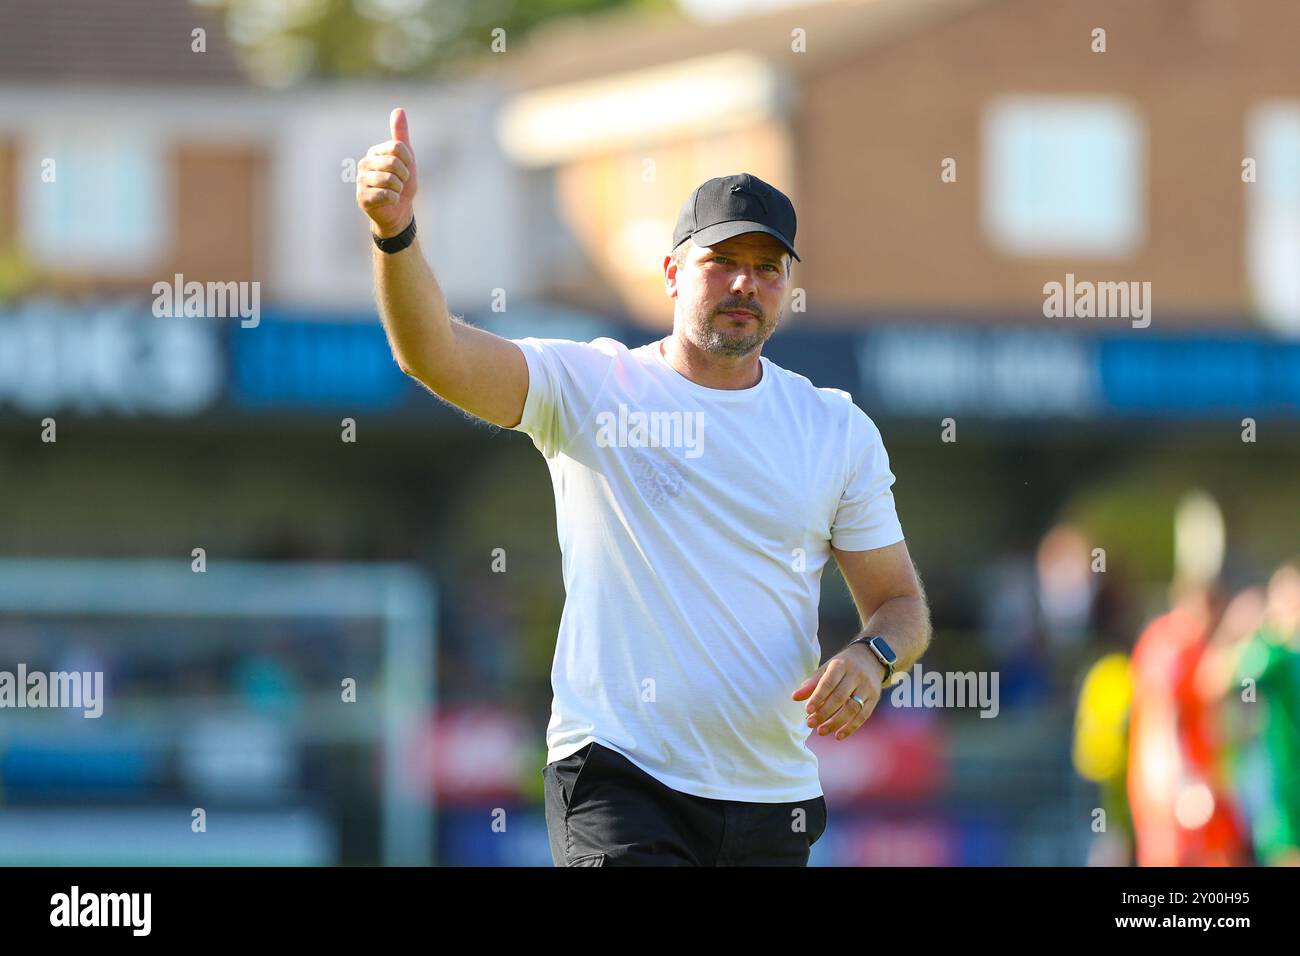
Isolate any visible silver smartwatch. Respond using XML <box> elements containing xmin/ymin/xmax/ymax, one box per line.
<box><xmin>847</xmin><ymin>635</ymin><xmax>897</xmax><ymax>685</ymax></box>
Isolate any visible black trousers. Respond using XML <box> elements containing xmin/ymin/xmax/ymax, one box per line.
<box><xmin>542</xmin><ymin>741</ymin><xmax>827</xmax><ymax>866</ymax></box>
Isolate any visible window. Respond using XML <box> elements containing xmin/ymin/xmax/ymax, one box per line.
<box><xmin>1246</xmin><ymin>104</ymin><xmax>1300</xmax><ymax>334</ymax></box>
<box><xmin>982</xmin><ymin>96</ymin><xmax>1144</xmax><ymax>257</ymax></box>
<box><xmin>22</xmin><ymin>128</ymin><xmax>167</xmax><ymax>269</ymax></box>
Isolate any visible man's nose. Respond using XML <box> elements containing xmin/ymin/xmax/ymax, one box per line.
<box><xmin>730</xmin><ymin>268</ymin><xmax>757</xmax><ymax>294</ymax></box>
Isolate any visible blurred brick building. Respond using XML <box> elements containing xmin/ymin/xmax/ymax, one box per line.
<box><xmin>492</xmin><ymin>0</ymin><xmax>1300</xmax><ymax>333</ymax></box>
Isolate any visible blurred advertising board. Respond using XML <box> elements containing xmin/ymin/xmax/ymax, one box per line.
<box><xmin>4</xmin><ymin>299</ymin><xmax>1299</xmax><ymax>423</ymax></box>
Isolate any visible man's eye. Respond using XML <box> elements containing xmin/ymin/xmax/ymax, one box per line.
<box><xmin>761</xmin><ymin>263</ymin><xmax>779</xmax><ymax>272</ymax></box>
<box><xmin>711</xmin><ymin>256</ymin><xmax>728</xmax><ymax>264</ymax></box>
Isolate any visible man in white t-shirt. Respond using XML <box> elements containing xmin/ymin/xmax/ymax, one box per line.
<box><xmin>358</xmin><ymin>108</ymin><xmax>932</xmax><ymax>866</ymax></box>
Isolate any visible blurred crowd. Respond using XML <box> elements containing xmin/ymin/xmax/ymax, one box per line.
<box><xmin>1073</xmin><ymin>493</ymin><xmax>1300</xmax><ymax>867</ymax></box>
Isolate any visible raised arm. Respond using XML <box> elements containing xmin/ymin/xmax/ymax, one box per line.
<box><xmin>357</xmin><ymin>107</ymin><xmax>529</xmax><ymax>428</ymax></box>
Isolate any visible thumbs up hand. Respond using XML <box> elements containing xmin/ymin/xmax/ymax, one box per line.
<box><xmin>357</xmin><ymin>107</ymin><xmax>419</xmax><ymax>239</ymax></box>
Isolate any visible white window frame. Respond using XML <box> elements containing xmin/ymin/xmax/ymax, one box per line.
<box><xmin>1246</xmin><ymin>102</ymin><xmax>1300</xmax><ymax>335</ymax></box>
<box><xmin>20</xmin><ymin>125</ymin><xmax>168</xmax><ymax>271</ymax></box>
<box><xmin>982</xmin><ymin>95</ymin><xmax>1145</xmax><ymax>258</ymax></box>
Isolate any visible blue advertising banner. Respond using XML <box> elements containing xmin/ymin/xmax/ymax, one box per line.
<box><xmin>2</xmin><ymin>298</ymin><xmax>1298</xmax><ymax>424</ymax></box>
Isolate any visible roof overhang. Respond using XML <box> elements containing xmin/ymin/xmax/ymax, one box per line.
<box><xmin>497</xmin><ymin>51</ymin><xmax>781</xmax><ymax>167</ymax></box>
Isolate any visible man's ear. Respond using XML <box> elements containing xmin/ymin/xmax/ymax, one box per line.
<box><xmin>664</xmin><ymin>253</ymin><xmax>678</xmax><ymax>299</ymax></box>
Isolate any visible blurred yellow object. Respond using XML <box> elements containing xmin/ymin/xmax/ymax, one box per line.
<box><xmin>1073</xmin><ymin>652</ymin><xmax>1133</xmax><ymax>781</ymax></box>
<box><xmin>0</xmin><ymin>243</ymin><xmax>37</xmax><ymax>303</ymax></box>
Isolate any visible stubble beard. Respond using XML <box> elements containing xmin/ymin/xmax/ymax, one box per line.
<box><xmin>688</xmin><ymin>300</ymin><xmax>782</xmax><ymax>357</ymax></box>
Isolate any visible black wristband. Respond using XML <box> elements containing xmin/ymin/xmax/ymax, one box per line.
<box><xmin>373</xmin><ymin>215</ymin><xmax>416</xmax><ymax>254</ymax></box>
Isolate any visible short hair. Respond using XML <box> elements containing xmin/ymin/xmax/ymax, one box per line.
<box><xmin>670</xmin><ymin>240</ymin><xmax>791</xmax><ymax>277</ymax></box>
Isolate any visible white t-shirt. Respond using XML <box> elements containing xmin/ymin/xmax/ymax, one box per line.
<box><xmin>510</xmin><ymin>335</ymin><xmax>905</xmax><ymax>802</ymax></box>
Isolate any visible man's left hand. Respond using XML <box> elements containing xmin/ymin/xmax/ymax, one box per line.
<box><xmin>791</xmin><ymin>643</ymin><xmax>887</xmax><ymax>740</ymax></box>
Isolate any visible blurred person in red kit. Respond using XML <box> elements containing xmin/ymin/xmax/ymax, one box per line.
<box><xmin>1127</xmin><ymin>493</ymin><xmax>1249</xmax><ymax>866</ymax></box>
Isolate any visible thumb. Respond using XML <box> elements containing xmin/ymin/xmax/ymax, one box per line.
<box><xmin>390</xmin><ymin>106</ymin><xmax>410</xmax><ymax>146</ymax></box>
<box><xmin>792</xmin><ymin>664</ymin><xmax>827</xmax><ymax>701</ymax></box>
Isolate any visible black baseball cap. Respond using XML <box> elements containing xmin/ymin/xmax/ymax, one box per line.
<box><xmin>671</xmin><ymin>172</ymin><xmax>800</xmax><ymax>262</ymax></box>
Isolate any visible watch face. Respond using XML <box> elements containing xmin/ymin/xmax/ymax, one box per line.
<box><xmin>870</xmin><ymin>637</ymin><xmax>897</xmax><ymax>664</ymax></box>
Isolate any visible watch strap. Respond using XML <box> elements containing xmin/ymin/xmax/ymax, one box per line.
<box><xmin>373</xmin><ymin>215</ymin><xmax>416</xmax><ymax>254</ymax></box>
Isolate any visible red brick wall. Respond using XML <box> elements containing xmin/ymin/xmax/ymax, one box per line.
<box><xmin>794</xmin><ymin>0</ymin><xmax>1300</xmax><ymax>324</ymax></box>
